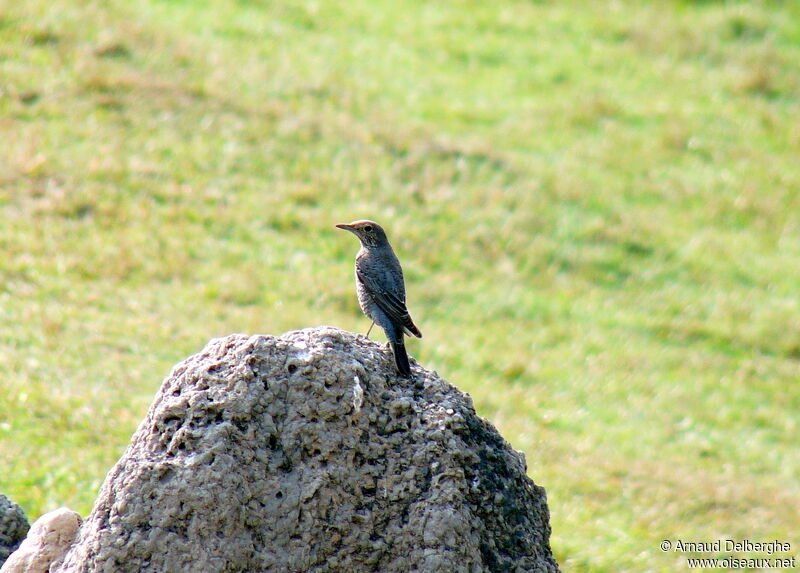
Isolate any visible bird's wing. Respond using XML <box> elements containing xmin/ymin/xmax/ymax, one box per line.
<box><xmin>356</xmin><ymin>267</ymin><xmax>416</xmax><ymax>332</ymax></box>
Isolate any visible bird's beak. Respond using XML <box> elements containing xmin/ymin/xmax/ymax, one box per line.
<box><xmin>336</xmin><ymin>223</ymin><xmax>354</xmax><ymax>232</ymax></box>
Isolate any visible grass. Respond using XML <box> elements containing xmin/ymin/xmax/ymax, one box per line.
<box><xmin>1</xmin><ymin>0</ymin><xmax>799</xmax><ymax>570</ymax></box>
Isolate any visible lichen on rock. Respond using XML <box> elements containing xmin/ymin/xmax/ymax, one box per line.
<box><xmin>0</xmin><ymin>495</ymin><xmax>29</xmax><ymax>568</ymax></box>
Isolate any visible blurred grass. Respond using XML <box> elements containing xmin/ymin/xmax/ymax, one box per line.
<box><xmin>1</xmin><ymin>0</ymin><xmax>799</xmax><ymax>570</ymax></box>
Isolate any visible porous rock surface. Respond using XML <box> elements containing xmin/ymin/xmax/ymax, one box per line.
<box><xmin>0</xmin><ymin>507</ymin><xmax>80</xmax><ymax>573</ymax></box>
<box><xmin>57</xmin><ymin>327</ymin><xmax>558</xmax><ymax>572</ymax></box>
<box><xmin>0</xmin><ymin>495</ymin><xmax>29</xmax><ymax>567</ymax></box>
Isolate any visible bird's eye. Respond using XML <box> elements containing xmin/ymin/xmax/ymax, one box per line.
<box><xmin>364</xmin><ymin>225</ymin><xmax>373</xmax><ymax>232</ymax></box>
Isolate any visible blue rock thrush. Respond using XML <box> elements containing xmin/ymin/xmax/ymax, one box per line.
<box><xmin>336</xmin><ymin>220</ymin><xmax>422</xmax><ymax>377</ymax></box>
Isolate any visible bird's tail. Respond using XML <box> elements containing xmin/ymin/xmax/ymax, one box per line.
<box><xmin>391</xmin><ymin>341</ymin><xmax>412</xmax><ymax>377</ymax></box>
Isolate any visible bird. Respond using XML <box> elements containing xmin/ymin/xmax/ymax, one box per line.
<box><xmin>336</xmin><ymin>219</ymin><xmax>422</xmax><ymax>377</ymax></box>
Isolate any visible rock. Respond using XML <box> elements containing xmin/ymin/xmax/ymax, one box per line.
<box><xmin>0</xmin><ymin>507</ymin><xmax>80</xmax><ymax>573</ymax></box>
<box><xmin>0</xmin><ymin>495</ymin><xmax>29</xmax><ymax>567</ymax></box>
<box><xmin>57</xmin><ymin>327</ymin><xmax>559</xmax><ymax>572</ymax></box>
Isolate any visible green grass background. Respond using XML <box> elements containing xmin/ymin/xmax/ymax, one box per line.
<box><xmin>1</xmin><ymin>0</ymin><xmax>799</xmax><ymax>570</ymax></box>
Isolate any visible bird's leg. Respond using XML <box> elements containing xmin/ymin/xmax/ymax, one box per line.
<box><xmin>365</xmin><ymin>321</ymin><xmax>375</xmax><ymax>338</ymax></box>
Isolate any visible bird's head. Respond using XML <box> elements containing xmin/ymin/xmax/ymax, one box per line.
<box><xmin>335</xmin><ymin>219</ymin><xmax>388</xmax><ymax>247</ymax></box>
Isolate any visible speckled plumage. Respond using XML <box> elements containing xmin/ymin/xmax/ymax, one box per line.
<box><xmin>337</xmin><ymin>220</ymin><xmax>422</xmax><ymax>376</ymax></box>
